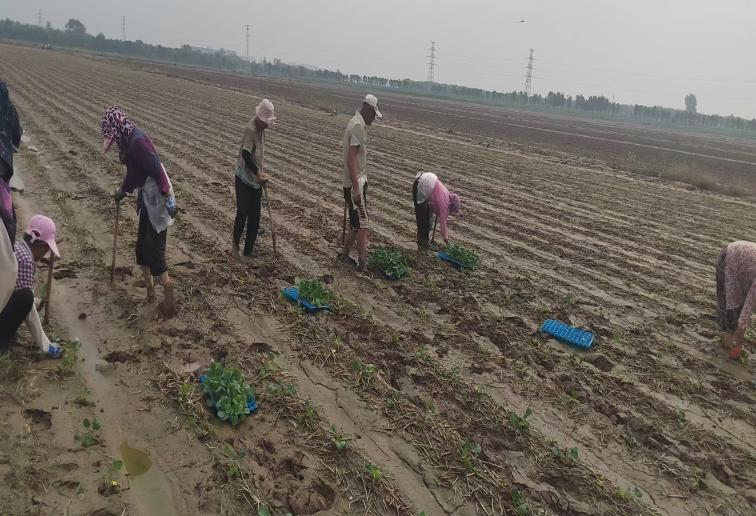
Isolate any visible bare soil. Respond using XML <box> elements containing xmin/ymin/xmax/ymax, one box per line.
<box><xmin>1</xmin><ymin>43</ymin><xmax>755</xmax><ymax>515</ymax></box>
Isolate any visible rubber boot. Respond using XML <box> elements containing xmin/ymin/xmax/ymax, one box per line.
<box><xmin>158</xmin><ymin>272</ymin><xmax>177</xmax><ymax>317</ymax></box>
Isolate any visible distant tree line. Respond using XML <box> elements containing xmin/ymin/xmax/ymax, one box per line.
<box><xmin>2</xmin><ymin>18</ymin><xmax>755</xmax><ymax>133</ymax></box>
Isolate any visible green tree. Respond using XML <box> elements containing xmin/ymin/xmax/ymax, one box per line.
<box><xmin>685</xmin><ymin>93</ymin><xmax>697</xmax><ymax>114</ymax></box>
<box><xmin>64</xmin><ymin>18</ymin><xmax>86</xmax><ymax>35</ymax></box>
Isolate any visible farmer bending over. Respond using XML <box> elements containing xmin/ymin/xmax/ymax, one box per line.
<box><xmin>232</xmin><ymin>99</ymin><xmax>275</xmax><ymax>262</ymax></box>
<box><xmin>0</xmin><ymin>215</ymin><xmax>62</xmax><ymax>357</ymax></box>
<box><xmin>341</xmin><ymin>94</ymin><xmax>381</xmax><ymax>272</ymax></box>
<box><xmin>716</xmin><ymin>240</ymin><xmax>756</xmax><ymax>360</ymax></box>
<box><xmin>412</xmin><ymin>172</ymin><xmax>460</xmax><ymax>253</ymax></box>
<box><xmin>101</xmin><ymin>105</ymin><xmax>178</xmax><ymax>316</ymax></box>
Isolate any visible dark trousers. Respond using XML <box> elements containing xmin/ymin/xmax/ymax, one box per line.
<box><xmin>0</xmin><ymin>288</ymin><xmax>33</xmax><ymax>348</ymax></box>
<box><xmin>136</xmin><ymin>207</ymin><xmax>168</xmax><ymax>277</ymax></box>
<box><xmin>413</xmin><ymin>179</ymin><xmax>432</xmax><ymax>249</ymax></box>
<box><xmin>233</xmin><ymin>176</ymin><xmax>262</xmax><ymax>256</ymax></box>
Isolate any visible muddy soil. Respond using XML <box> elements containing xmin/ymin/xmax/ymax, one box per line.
<box><xmin>1</xmin><ymin>43</ymin><xmax>755</xmax><ymax>515</ymax></box>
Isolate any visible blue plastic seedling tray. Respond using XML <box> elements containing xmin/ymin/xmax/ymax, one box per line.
<box><xmin>199</xmin><ymin>374</ymin><xmax>258</xmax><ymax>415</ymax></box>
<box><xmin>282</xmin><ymin>286</ymin><xmax>332</xmax><ymax>313</ymax></box>
<box><xmin>540</xmin><ymin>319</ymin><xmax>594</xmax><ymax>350</ymax></box>
<box><xmin>437</xmin><ymin>251</ymin><xmax>471</xmax><ymax>269</ymax></box>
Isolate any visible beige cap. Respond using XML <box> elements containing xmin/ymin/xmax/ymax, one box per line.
<box><xmin>364</xmin><ymin>94</ymin><xmax>382</xmax><ymax>118</ymax></box>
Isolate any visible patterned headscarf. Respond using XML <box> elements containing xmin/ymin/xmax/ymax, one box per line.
<box><xmin>100</xmin><ymin>105</ymin><xmax>135</xmax><ymax>148</ymax></box>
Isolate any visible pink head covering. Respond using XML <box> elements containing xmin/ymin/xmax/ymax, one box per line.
<box><xmin>449</xmin><ymin>192</ymin><xmax>460</xmax><ymax>215</ymax></box>
<box><xmin>26</xmin><ymin>215</ymin><xmax>60</xmax><ymax>258</ymax></box>
<box><xmin>255</xmin><ymin>99</ymin><xmax>276</xmax><ymax>127</ymax></box>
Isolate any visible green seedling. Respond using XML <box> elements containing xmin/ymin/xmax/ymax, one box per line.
<box><xmin>57</xmin><ymin>338</ymin><xmax>81</xmax><ymax>376</ymax></box>
<box><xmin>510</xmin><ymin>408</ymin><xmax>533</xmax><ymax>436</ymax></box>
<box><xmin>551</xmin><ymin>446</ymin><xmax>579</xmax><ymax>464</ymax></box>
<box><xmin>202</xmin><ymin>362</ymin><xmax>255</xmax><ymax>426</ymax></box>
<box><xmin>562</xmin><ymin>293</ymin><xmax>577</xmax><ymax>306</ymax></box>
<box><xmin>296</xmin><ymin>278</ymin><xmax>334</xmax><ymax>307</ymax></box>
<box><xmin>351</xmin><ymin>360</ymin><xmax>379</xmax><ymax>388</ymax></box>
<box><xmin>459</xmin><ymin>439</ymin><xmax>482</xmax><ymax>470</ymax></box>
<box><xmin>221</xmin><ymin>443</ymin><xmax>246</xmax><ymax>480</ymax></box>
<box><xmin>257</xmin><ymin>352</ymin><xmax>280</xmax><ymax>380</ymax></box>
<box><xmin>616</xmin><ymin>486</ymin><xmax>643</xmax><ymax>501</ymax></box>
<box><xmin>75</xmin><ymin>417</ymin><xmax>101</xmax><ymax>448</ymax></box>
<box><xmin>675</xmin><ymin>409</ymin><xmax>688</xmax><ymax>430</ymax></box>
<box><xmin>330</xmin><ymin>424</ymin><xmax>349</xmax><ymax>452</ymax></box>
<box><xmin>101</xmin><ymin>459</ymin><xmax>123</xmax><ymax>495</ymax></box>
<box><xmin>366</xmin><ymin>464</ymin><xmax>383</xmax><ymax>482</ymax></box>
<box><xmin>296</xmin><ymin>400</ymin><xmax>317</xmax><ymax>430</ymax></box>
<box><xmin>368</xmin><ymin>247</ymin><xmax>410</xmax><ymax>279</ymax></box>
<box><xmin>512</xmin><ymin>489</ymin><xmax>531</xmax><ymax>515</ymax></box>
<box><xmin>267</xmin><ymin>382</ymin><xmax>297</xmax><ymax>397</ymax></box>
<box><xmin>445</xmin><ymin>243</ymin><xmax>480</xmax><ymax>269</ymax></box>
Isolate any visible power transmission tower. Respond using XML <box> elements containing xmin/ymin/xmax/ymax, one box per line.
<box><xmin>524</xmin><ymin>48</ymin><xmax>534</xmax><ymax>97</ymax></box>
<box><xmin>121</xmin><ymin>16</ymin><xmax>126</xmax><ymax>40</ymax></box>
<box><xmin>37</xmin><ymin>10</ymin><xmax>43</xmax><ymax>26</ymax></box>
<box><xmin>427</xmin><ymin>41</ymin><xmax>436</xmax><ymax>83</ymax></box>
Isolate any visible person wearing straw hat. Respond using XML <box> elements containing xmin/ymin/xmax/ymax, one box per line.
<box><xmin>341</xmin><ymin>94</ymin><xmax>382</xmax><ymax>272</ymax></box>
<box><xmin>0</xmin><ymin>215</ymin><xmax>62</xmax><ymax>357</ymax></box>
<box><xmin>101</xmin><ymin>105</ymin><xmax>178</xmax><ymax>317</ymax></box>
<box><xmin>232</xmin><ymin>99</ymin><xmax>275</xmax><ymax>263</ymax></box>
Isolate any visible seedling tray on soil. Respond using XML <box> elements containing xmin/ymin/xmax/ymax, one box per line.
<box><xmin>540</xmin><ymin>319</ymin><xmax>594</xmax><ymax>350</ymax></box>
<box><xmin>437</xmin><ymin>251</ymin><xmax>472</xmax><ymax>269</ymax></box>
<box><xmin>282</xmin><ymin>286</ymin><xmax>332</xmax><ymax>313</ymax></box>
<box><xmin>199</xmin><ymin>374</ymin><xmax>258</xmax><ymax>416</ymax></box>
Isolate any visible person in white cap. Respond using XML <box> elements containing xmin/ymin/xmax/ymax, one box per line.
<box><xmin>232</xmin><ymin>99</ymin><xmax>275</xmax><ymax>262</ymax></box>
<box><xmin>0</xmin><ymin>215</ymin><xmax>62</xmax><ymax>357</ymax></box>
<box><xmin>341</xmin><ymin>94</ymin><xmax>381</xmax><ymax>272</ymax></box>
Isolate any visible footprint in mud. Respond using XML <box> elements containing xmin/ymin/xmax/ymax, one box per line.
<box><xmin>288</xmin><ymin>481</ymin><xmax>335</xmax><ymax>515</ymax></box>
<box><xmin>23</xmin><ymin>408</ymin><xmax>52</xmax><ymax>429</ymax></box>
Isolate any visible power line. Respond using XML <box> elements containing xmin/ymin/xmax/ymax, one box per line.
<box><xmin>121</xmin><ymin>16</ymin><xmax>126</xmax><ymax>41</ymax></box>
<box><xmin>427</xmin><ymin>41</ymin><xmax>436</xmax><ymax>83</ymax></box>
<box><xmin>524</xmin><ymin>48</ymin><xmax>534</xmax><ymax>96</ymax></box>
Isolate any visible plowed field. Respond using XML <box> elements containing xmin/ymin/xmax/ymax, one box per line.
<box><xmin>1</xmin><ymin>43</ymin><xmax>755</xmax><ymax>515</ymax></box>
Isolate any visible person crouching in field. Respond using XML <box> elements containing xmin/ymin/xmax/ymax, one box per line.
<box><xmin>101</xmin><ymin>105</ymin><xmax>178</xmax><ymax>316</ymax></box>
<box><xmin>232</xmin><ymin>99</ymin><xmax>275</xmax><ymax>262</ymax></box>
<box><xmin>0</xmin><ymin>215</ymin><xmax>62</xmax><ymax>357</ymax></box>
<box><xmin>412</xmin><ymin>172</ymin><xmax>460</xmax><ymax>253</ymax></box>
<box><xmin>716</xmin><ymin>240</ymin><xmax>756</xmax><ymax>360</ymax></box>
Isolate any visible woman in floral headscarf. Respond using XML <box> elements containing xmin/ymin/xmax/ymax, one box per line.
<box><xmin>0</xmin><ymin>80</ymin><xmax>22</xmax><ymax>245</ymax></box>
<box><xmin>101</xmin><ymin>105</ymin><xmax>178</xmax><ymax>317</ymax></box>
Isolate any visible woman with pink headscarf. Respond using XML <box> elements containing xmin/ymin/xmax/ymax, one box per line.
<box><xmin>412</xmin><ymin>172</ymin><xmax>460</xmax><ymax>252</ymax></box>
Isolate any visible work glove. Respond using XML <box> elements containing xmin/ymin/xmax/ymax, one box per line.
<box><xmin>113</xmin><ymin>187</ymin><xmax>125</xmax><ymax>203</ymax></box>
<box><xmin>166</xmin><ymin>195</ymin><xmax>177</xmax><ymax>218</ymax></box>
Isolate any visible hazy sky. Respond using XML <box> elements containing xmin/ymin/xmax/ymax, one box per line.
<box><xmin>3</xmin><ymin>1</ymin><xmax>755</xmax><ymax>117</ymax></box>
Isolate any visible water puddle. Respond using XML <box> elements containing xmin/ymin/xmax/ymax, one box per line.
<box><xmin>120</xmin><ymin>441</ymin><xmax>178</xmax><ymax>516</ymax></box>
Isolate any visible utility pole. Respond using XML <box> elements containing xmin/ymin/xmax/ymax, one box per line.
<box><xmin>524</xmin><ymin>48</ymin><xmax>534</xmax><ymax>98</ymax></box>
<box><xmin>37</xmin><ymin>10</ymin><xmax>43</xmax><ymax>26</ymax></box>
<box><xmin>122</xmin><ymin>16</ymin><xmax>126</xmax><ymax>41</ymax></box>
<box><xmin>245</xmin><ymin>24</ymin><xmax>250</xmax><ymax>65</ymax></box>
<box><xmin>426</xmin><ymin>41</ymin><xmax>436</xmax><ymax>83</ymax></box>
